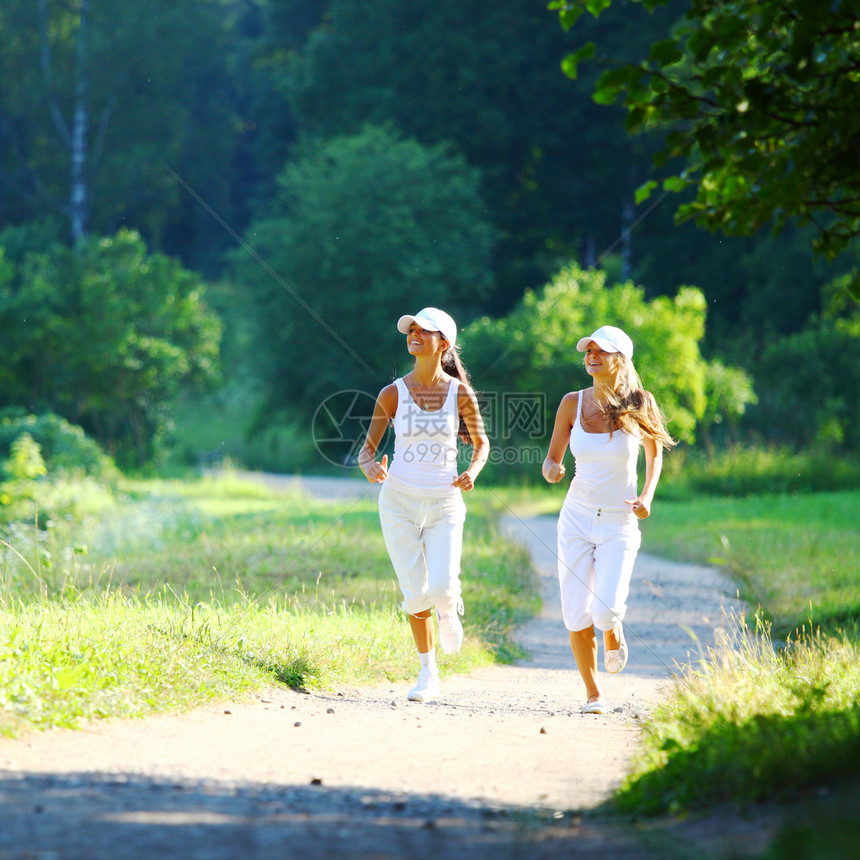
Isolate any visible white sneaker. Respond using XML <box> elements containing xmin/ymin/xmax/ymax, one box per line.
<box><xmin>407</xmin><ymin>667</ymin><xmax>440</xmax><ymax>702</ymax></box>
<box><xmin>582</xmin><ymin>698</ymin><xmax>607</xmax><ymax>715</ymax></box>
<box><xmin>604</xmin><ymin>623</ymin><xmax>628</xmax><ymax>674</ymax></box>
<box><xmin>437</xmin><ymin>601</ymin><xmax>464</xmax><ymax>655</ymax></box>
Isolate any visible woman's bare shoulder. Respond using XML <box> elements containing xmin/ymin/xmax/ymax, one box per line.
<box><xmin>376</xmin><ymin>382</ymin><xmax>399</xmax><ymax>414</ymax></box>
<box><xmin>455</xmin><ymin>378</ymin><xmax>476</xmax><ymax>396</ymax></box>
<box><xmin>559</xmin><ymin>390</ymin><xmax>582</xmax><ymax>408</ymax></box>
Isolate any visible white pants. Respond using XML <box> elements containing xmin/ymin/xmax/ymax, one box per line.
<box><xmin>557</xmin><ymin>497</ymin><xmax>641</xmax><ymax>633</ymax></box>
<box><xmin>378</xmin><ymin>482</ymin><xmax>467</xmax><ymax>616</ymax></box>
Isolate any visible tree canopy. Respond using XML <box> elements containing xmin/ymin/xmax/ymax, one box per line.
<box><xmin>462</xmin><ymin>263</ymin><xmax>754</xmax><ymax>448</ymax></box>
<box><xmin>271</xmin><ymin>0</ymin><xmax>684</xmax><ymax>308</ymax></box>
<box><xmin>234</xmin><ymin>125</ymin><xmax>497</xmax><ymax>413</ymax></box>
<box><xmin>554</xmin><ymin>0</ymin><xmax>860</xmax><ymax>297</ymax></box>
<box><xmin>0</xmin><ymin>230</ymin><xmax>221</xmax><ymax>464</ymax></box>
<box><xmin>0</xmin><ymin>0</ymin><xmax>236</xmax><ymax>253</ymax></box>
<box><xmin>2</xmin><ymin>0</ymin><xmax>859</xmax><ymax>464</ymax></box>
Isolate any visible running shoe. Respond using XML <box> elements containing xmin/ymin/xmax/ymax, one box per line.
<box><xmin>436</xmin><ymin>601</ymin><xmax>464</xmax><ymax>655</ymax></box>
<box><xmin>604</xmin><ymin>624</ymin><xmax>628</xmax><ymax>674</ymax></box>
<box><xmin>407</xmin><ymin>667</ymin><xmax>440</xmax><ymax>702</ymax></box>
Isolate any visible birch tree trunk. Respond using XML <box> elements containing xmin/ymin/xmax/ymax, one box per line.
<box><xmin>69</xmin><ymin>0</ymin><xmax>90</xmax><ymax>243</ymax></box>
<box><xmin>35</xmin><ymin>0</ymin><xmax>90</xmax><ymax>242</ymax></box>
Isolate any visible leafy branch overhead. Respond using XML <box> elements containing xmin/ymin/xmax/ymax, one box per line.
<box><xmin>552</xmin><ymin>0</ymin><xmax>860</xmax><ymax>297</ymax></box>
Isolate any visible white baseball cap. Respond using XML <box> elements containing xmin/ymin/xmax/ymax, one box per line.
<box><xmin>397</xmin><ymin>307</ymin><xmax>457</xmax><ymax>348</ymax></box>
<box><xmin>576</xmin><ymin>325</ymin><xmax>634</xmax><ymax>359</ymax></box>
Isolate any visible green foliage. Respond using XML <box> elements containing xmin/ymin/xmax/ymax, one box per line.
<box><xmin>3</xmin><ymin>0</ymin><xmax>856</xmax><ymax>471</ymax></box>
<box><xmin>234</xmin><ymin>124</ymin><xmax>497</xmax><ymax>412</ymax></box>
<box><xmin>0</xmin><ymin>475</ymin><xmax>537</xmax><ymax>734</ymax></box>
<box><xmin>0</xmin><ymin>412</ymin><xmax>117</xmax><ymax>481</ymax></box>
<box><xmin>556</xmin><ymin>0</ymin><xmax>860</xmax><ymax>293</ymax></box>
<box><xmin>0</xmin><ymin>230</ymin><xmax>221</xmax><ymax>466</ymax></box>
<box><xmin>463</xmin><ymin>262</ymin><xmax>753</xmax><ymax>452</ymax></box>
<box><xmin>697</xmin><ymin>360</ymin><xmax>758</xmax><ymax>452</ymax></box>
<box><xmin>0</xmin><ymin>0</ymin><xmax>240</xmax><ymax>250</ymax></box>
<box><xmin>748</xmin><ymin>314</ymin><xmax>860</xmax><ymax>451</ymax></box>
<box><xmin>616</xmin><ymin>616</ymin><xmax>860</xmax><ymax>816</ymax></box>
<box><xmin>267</xmin><ymin>0</ymin><xmax>684</xmax><ymax>308</ymax></box>
<box><xmin>0</xmin><ymin>416</ymin><xmax>117</xmax><ymax>526</ymax></box>
<box><xmin>3</xmin><ymin>434</ymin><xmax>46</xmax><ymax>482</ymax></box>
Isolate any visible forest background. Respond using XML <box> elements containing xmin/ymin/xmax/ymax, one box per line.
<box><xmin>2</xmin><ymin>5</ymin><xmax>859</xmax><ymax>851</ymax></box>
<box><xmin>0</xmin><ymin>0</ymin><xmax>859</xmax><ymax>479</ymax></box>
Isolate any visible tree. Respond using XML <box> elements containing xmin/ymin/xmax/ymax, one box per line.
<box><xmin>264</xmin><ymin>0</ymin><xmax>683</xmax><ymax>311</ymax></box>
<box><xmin>0</xmin><ymin>230</ymin><xmax>221</xmax><ymax>465</ymax></box>
<box><xmin>553</xmin><ymin>0</ymin><xmax>860</xmax><ymax>297</ymax></box>
<box><xmin>233</xmin><ymin>125</ymin><xmax>497</xmax><ymax>414</ymax></box>
<box><xmin>462</xmin><ymin>263</ymin><xmax>754</xmax><ymax>448</ymax></box>
<box><xmin>750</xmin><ymin>312</ymin><xmax>860</xmax><ymax>451</ymax></box>
<box><xmin>0</xmin><ymin>0</ymin><xmax>238</xmax><ymax>250</ymax></box>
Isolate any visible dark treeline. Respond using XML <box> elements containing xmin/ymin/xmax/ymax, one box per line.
<box><xmin>1</xmin><ymin>0</ymin><xmax>857</xmax><ymax>465</ymax></box>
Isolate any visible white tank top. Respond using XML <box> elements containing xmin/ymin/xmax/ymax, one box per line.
<box><xmin>387</xmin><ymin>377</ymin><xmax>461</xmax><ymax>497</ymax></box>
<box><xmin>567</xmin><ymin>389</ymin><xmax>640</xmax><ymax>510</ymax></box>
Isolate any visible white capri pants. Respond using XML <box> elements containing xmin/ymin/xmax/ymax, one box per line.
<box><xmin>557</xmin><ymin>497</ymin><xmax>641</xmax><ymax>633</ymax></box>
<box><xmin>378</xmin><ymin>481</ymin><xmax>467</xmax><ymax>616</ymax></box>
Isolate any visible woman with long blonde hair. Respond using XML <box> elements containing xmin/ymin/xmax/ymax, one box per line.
<box><xmin>542</xmin><ymin>325</ymin><xmax>674</xmax><ymax>714</ymax></box>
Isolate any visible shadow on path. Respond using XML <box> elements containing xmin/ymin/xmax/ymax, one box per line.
<box><xmin>0</xmin><ymin>771</ymin><xmax>647</xmax><ymax>860</ymax></box>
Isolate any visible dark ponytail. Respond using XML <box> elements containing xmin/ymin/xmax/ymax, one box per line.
<box><xmin>442</xmin><ymin>344</ymin><xmax>474</xmax><ymax>444</ymax></box>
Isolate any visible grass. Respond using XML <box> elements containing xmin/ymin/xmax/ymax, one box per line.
<box><xmin>0</xmin><ymin>593</ymin><xmax>435</xmax><ymax>736</ymax></box>
<box><xmin>640</xmin><ymin>490</ymin><xmax>860</xmax><ymax>637</ymax></box>
<box><xmin>0</xmin><ymin>595</ymin><xmax>269</xmax><ymax>735</ymax></box>
<box><xmin>615</xmin><ymin>613</ymin><xmax>860</xmax><ymax>816</ymax></box>
<box><xmin>0</xmin><ymin>473</ymin><xmax>537</xmax><ymax>737</ymax></box>
<box><xmin>661</xmin><ymin>445</ymin><xmax>860</xmax><ymax>497</ymax></box>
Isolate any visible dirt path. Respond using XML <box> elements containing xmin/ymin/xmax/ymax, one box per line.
<box><xmin>0</xmin><ymin>475</ymin><xmax>746</xmax><ymax>858</ymax></box>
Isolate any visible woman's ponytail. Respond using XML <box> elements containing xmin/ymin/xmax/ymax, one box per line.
<box><xmin>442</xmin><ymin>344</ymin><xmax>474</xmax><ymax>444</ymax></box>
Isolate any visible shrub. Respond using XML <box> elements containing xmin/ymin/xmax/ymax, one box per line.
<box><xmin>661</xmin><ymin>444</ymin><xmax>860</xmax><ymax>498</ymax></box>
<box><xmin>0</xmin><ymin>412</ymin><xmax>118</xmax><ymax>481</ymax></box>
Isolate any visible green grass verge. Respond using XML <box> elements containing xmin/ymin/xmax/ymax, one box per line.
<box><xmin>615</xmin><ymin>615</ymin><xmax>860</xmax><ymax>816</ymax></box>
<box><xmin>641</xmin><ymin>490</ymin><xmax>860</xmax><ymax>637</ymax></box>
<box><xmin>0</xmin><ymin>474</ymin><xmax>537</xmax><ymax>737</ymax></box>
<box><xmin>661</xmin><ymin>446</ymin><xmax>860</xmax><ymax>498</ymax></box>
<box><xmin>610</xmin><ymin>488</ymin><xmax>860</xmax><ymax>829</ymax></box>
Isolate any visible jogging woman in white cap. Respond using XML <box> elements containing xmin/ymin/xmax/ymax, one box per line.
<box><xmin>542</xmin><ymin>325</ymin><xmax>675</xmax><ymax>714</ymax></box>
<box><xmin>359</xmin><ymin>307</ymin><xmax>489</xmax><ymax>703</ymax></box>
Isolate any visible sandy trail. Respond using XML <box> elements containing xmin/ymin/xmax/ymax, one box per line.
<box><xmin>0</xmin><ymin>474</ymin><xmax>745</xmax><ymax>858</ymax></box>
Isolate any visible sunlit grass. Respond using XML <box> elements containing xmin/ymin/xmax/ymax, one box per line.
<box><xmin>0</xmin><ymin>594</ymin><xmax>265</xmax><ymax>735</ymax></box>
<box><xmin>0</xmin><ymin>592</ymin><xmax>458</xmax><ymax>737</ymax></box>
<box><xmin>0</xmin><ymin>474</ymin><xmax>536</xmax><ymax>737</ymax></box>
<box><xmin>640</xmin><ymin>491</ymin><xmax>860</xmax><ymax>636</ymax></box>
<box><xmin>617</xmin><ymin>611</ymin><xmax>860</xmax><ymax>816</ymax></box>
